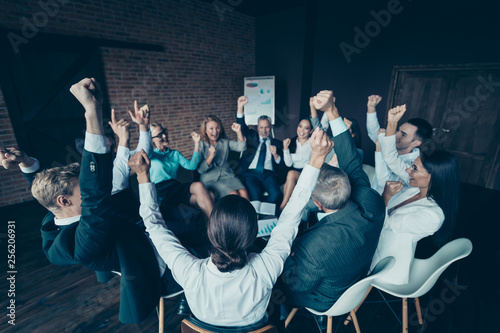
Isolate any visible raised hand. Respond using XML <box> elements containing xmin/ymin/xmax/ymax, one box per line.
<box><xmin>313</xmin><ymin>90</ymin><xmax>335</xmax><ymax>113</ymax></box>
<box><xmin>308</xmin><ymin>127</ymin><xmax>334</xmax><ymax>168</ymax></box>
<box><xmin>309</xmin><ymin>97</ymin><xmax>316</xmax><ymax>109</ymax></box>
<box><xmin>191</xmin><ymin>131</ymin><xmax>201</xmax><ymax>143</ymax></box>
<box><xmin>237</xmin><ymin>96</ymin><xmax>249</xmax><ymax>108</ymax></box>
<box><xmin>231</xmin><ymin>123</ymin><xmax>241</xmax><ymax>133</ymax></box>
<box><xmin>69</xmin><ymin>77</ymin><xmax>103</xmax><ymax>110</ymax></box>
<box><xmin>237</xmin><ymin>96</ymin><xmax>248</xmax><ymax>115</ymax></box>
<box><xmin>387</xmin><ymin>104</ymin><xmax>407</xmax><ymax>124</ymax></box>
<box><xmin>128</xmin><ymin>100</ymin><xmax>150</xmax><ymax>131</ymax></box>
<box><xmin>343</xmin><ymin>117</ymin><xmax>352</xmax><ymax>131</ymax></box>
<box><xmin>283</xmin><ymin>138</ymin><xmax>291</xmax><ymax>151</ymax></box>
<box><xmin>128</xmin><ymin>150</ymin><xmax>151</xmax><ymax>183</ymax></box>
<box><xmin>269</xmin><ymin>145</ymin><xmax>277</xmax><ymax>156</ymax></box>
<box><xmin>0</xmin><ymin>147</ymin><xmax>28</xmax><ymax>169</ymax></box>
<box><xmin>108</xmin><ymin>109</ymin><xmax>131</xmax><ymax>147</ymax></box>
<box><xmin>383</xmin><ymin>180</ymin><xmax>403</xmax><ymax>198</ymax></box>
<box><xmin>367</xmin><ymin>95</ymin><xmax>382</xmax><ymax>112</ymax></box>
<box><xmin>208</xmin><ymin>146</ymin><xmax>216</xmax><ymax>156</ymax></box>
<box><xmin>70</xmin><ymin>78</ymin><xmax>104</xmax><ymax>135</ymax></box>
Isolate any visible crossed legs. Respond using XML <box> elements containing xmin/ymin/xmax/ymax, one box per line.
<box><xmin>280</xmin><ymin>170</ymin><xmax>300</xmax><ymax>210</ymax></box>
<box><xmin>189</xmin><ymin>182</ymin><xmax>214</xmax><ymax>217</ymax></box>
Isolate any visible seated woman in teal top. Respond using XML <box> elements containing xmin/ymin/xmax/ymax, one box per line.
<box><xmin>150</xmin><ymin>122</ymin><xmax>213</xmax><ymax>218</ymax></box>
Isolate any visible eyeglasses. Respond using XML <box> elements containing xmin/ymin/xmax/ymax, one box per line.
<box><xmin>408</xmin><ymin>162</ymin><xmax>429</xmax><ymax>174</ymax></box>
<box><xmin>152</xmin><ymin>129</ymin><xmax>168</xmax><ymax>140</ymax></box>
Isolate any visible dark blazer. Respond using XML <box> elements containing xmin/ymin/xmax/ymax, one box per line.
<box><xmin>282</xmin><ymin>128</ymin><xmax>385</xmax><ymax>312</ymax></box>
<box><xmin>236</xmin><ymin>115</ymin><xmax>286</xmax><ymax>176</ymax></box>
<box><xmin>25</xmin><ymin>150</ymin><xmax>162</xmax><ymax>324</ymax></box>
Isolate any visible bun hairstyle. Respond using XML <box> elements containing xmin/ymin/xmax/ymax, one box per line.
<box><xmin>207</xmin><ymin>195</ymin><xmax>258</xmax><ymax>272</ymax></box>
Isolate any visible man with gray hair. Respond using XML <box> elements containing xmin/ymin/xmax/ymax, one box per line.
<box><xmin>236</xmin><ymin>96</ymin><xmax>286</xmax><ymax>205</ymax></box>
<box><xmin>281</xmin><ymin>90</ymin><xmax>385</xmax><ymax>313</ymax></box>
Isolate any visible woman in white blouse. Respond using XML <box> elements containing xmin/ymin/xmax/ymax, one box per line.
<box><xmin>280</xmin><ymin>118</ymin><xmax>313</xmax><ymax>210</ymax></box>
<box><xmin>370</xmin><ymin>150</ymin><xmax>460</xmax><ymax>284</ymax></box>
<box><xmin>135</xmin><ymin>128</ymin><xmax>331</xmax><ymax>327</ymax></box>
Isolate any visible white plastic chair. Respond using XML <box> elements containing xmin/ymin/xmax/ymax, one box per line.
<box><xmin>372</xmin><ymin>238</ymin><xmax>473</xmax><ymax>332</ymax></box>
<box><xmin>362</xmin><ymin>164</ymin><xmax>375</xmax><ymax>186</ymax></box>
<box><xmin>285</xmin><ymin>256</ymin><xmax>395</xmax><ymax>333</ymax></box>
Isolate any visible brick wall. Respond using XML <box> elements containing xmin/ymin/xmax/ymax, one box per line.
<box><xmin>0</xmin><ymin>0</ymin><xmax>255</xmax><ymax>207</ymax></box>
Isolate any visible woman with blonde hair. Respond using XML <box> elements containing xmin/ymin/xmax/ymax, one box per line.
<box><xmin>198</xmin><ymin>115</ymin><xmax>249</xmax><ymax>200</ymax></box>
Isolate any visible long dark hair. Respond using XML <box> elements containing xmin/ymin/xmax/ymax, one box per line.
<box><xmin>207</xmin><ymin>195</ymin><xmax>258</xmax><ymax>272</ymax></box>
<box><xmin>421</xmin><ymin>151</ymin><xmax>460</xmax><ymax>246</ymax></box>
<box><xmin>289</xmin><ymin>118</ymin><xmax>313</xmax><ymax>154</ymax></box>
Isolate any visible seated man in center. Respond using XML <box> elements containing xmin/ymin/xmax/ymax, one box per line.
<box><xmin>281</xmin><ymin>90</ymin><xmax>386</xmax><ymax>312</ymax></box>
<box><xmin>236</xmin><ymin>96</ymin><xmax>286</xmax><ymax>205</ymax></box>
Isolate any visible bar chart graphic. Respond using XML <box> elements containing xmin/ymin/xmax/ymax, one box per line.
<box><xmin>257</xmin><ymin>218</ymin><xmax>278</xmax><ymax>237</ymax></box>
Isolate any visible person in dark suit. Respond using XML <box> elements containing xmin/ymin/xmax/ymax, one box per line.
<box><xmin>281</xmin><ymin>90</ymin><xmax>385</xmax><ymax>312</ymax></box>
<box><xmin>236</xmin><ymin>96</ymin><xmax>286</xmax><ymax>205</ymax></box>
<box><xmin>0</xmin><ymin>78</ymin><xmax>174</xmax><ymax>324</ymax></box>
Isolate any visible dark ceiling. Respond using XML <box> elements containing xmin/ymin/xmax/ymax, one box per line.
<box><xmin>197</xmin><ymin>0</ymin><xmax>307</xmax><ymax>17</ymax></box>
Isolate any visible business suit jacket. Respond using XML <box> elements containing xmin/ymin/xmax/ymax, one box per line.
<box><xmin>282</xmin><ymin>129</ymin><xmax>385</xmax><ymax>312</ymax></box>
<box><xmin>236</xmin><ymin>115</ymin><xmax>286</xmax><ymax>177</ymax></box>
<box><xmin>25</xmin><ymin>150</ymin><xmax>162</xmax><ymax>324</ymax></box>
<box><xmin>197</xmin><ymin>138</ymin><xmax>246</xmax><ymax>183</ymax></box>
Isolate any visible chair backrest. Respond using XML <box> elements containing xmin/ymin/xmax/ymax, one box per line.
<box><xmin>362</xmin><ymin>164</ymin><xmax>376</xmax><ymax>186</ymax></box>
<box><xmin>373</xmin><ymin>238</ymin><xmax>473</xmax><ymax>298</ymax></box>
<box><xmin>309</xmin><ymin>256</ymin><xmax>395</xmax><ymax>317</ymax></box>
<box><xmin>408</xmin><ymin>238</ymin><xmax>472</xmax><ymax>298</ymax></box>
<box><xmin>181</xmin><ymin>317</ymin><xmax>278</xmax><ymax>333</ymax></box>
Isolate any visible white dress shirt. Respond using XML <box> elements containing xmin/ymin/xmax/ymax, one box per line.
<box><xmin>140</xmin><ymin>164</ymin><xmax>320</xmax><ymax>327</ymax></box>
<box><xmin>248</xmin><ymin>136</ymin><xmax>281</xmax><ymax>171</ymax></box>
<box><xmin>284</xmin><ymin>139</ymin><xmax>312</xmax><ymax>169</ymax></box>
<box><xmin>112</xmin><ymin>130</ymin><xmax>152</xmax><ymax>194</ymax></box>
<box><xmin>370</xmin><ymin>187</ymin><xmax>444</xmax><ymax>284</ymax></box>
<box><xmin>366</xmin><ymin>113</ymin><xmax>420</xmax><ymax>194</ymax></box>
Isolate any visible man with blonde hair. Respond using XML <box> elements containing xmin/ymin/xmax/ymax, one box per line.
<box><xmin>1</xmin><ymin>78</ymin><xmax>174</xmax><ymax>324</ymax></box>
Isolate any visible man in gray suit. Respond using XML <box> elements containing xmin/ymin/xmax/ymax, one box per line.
<box><xmin>281</xmin><ymin>90</ymin><xmax>385</xmax><ymax>312</ymax></box>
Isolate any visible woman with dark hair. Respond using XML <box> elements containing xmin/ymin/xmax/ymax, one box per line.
<box><xmin>370</xmin><ymin>150</ymin><xmax>460</xmax><ymax>284</ymax></box>
<box><xmin>280</xmin><ymin>118</ymin><xmax>313</xmax><ymax>210</ymax></box>
<box><xmin>136</xmin><ymin>128</ymin><xmax>330</xmax><ymax>327</ymax></box>
<box><xmin>198</xmin><ymin>115</ymin><xmax>249</xmax><ymax>200</ymax></box>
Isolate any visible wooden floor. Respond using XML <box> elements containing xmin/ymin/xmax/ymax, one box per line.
<box><xmin>0</xmin><ymin>183</ymin><xmax>499</xmax><ymax>333</ymax></box>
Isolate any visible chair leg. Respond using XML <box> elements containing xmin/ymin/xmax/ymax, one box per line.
<box><xmin>344</xmin><ymin>285</ymin><xmax>372</xmax><ymax>325</ymax></box>
<box><xmin>402</xmin><ymin>298</ymin><xmax>408</xmax><ymax>332</ymax></box>
<box><xmin>414</xmin><ymin>297</ymin><xmax>423</xmax><ymax>325</ymax></box>
<box><xmin>327</xmin><ymin>316</ymin><xmax>333</xmax><ymax>333</ymax></box>
<box><xmin>159</xmin><ymin>297</ymin><xmax>164</xmax><ymax>333</ymax></box>
<box><xmin>285</xmin><ymin>308</ymin><xmax>298</xmax><ymax>328</ymax></box>
<box><xmin>350</xmin><ymin>310</ymin><xmax>361</xmax><ymax>333</ymax></box>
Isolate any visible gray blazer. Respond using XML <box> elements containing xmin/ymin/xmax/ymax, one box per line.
<box><xmin>282</xmin><ymin>129</ymin><xmax>385</xmax><ymax>312</ymax></box>
<box><xmin>197</xmin><ymin>138</ymin><xmax>246</xmax><ymax>183</ymax></box>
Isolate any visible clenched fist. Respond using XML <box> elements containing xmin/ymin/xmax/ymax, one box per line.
<box><xmin>283</xmin><ymin>138</ymin><xmax>291</xmax><ymax>151</ymax></box>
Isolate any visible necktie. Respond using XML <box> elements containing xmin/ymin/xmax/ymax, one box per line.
<box><xmin>255</xmin><ymin>138</ymin><xmax>267</xmax><ymax>173</ymax></box>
